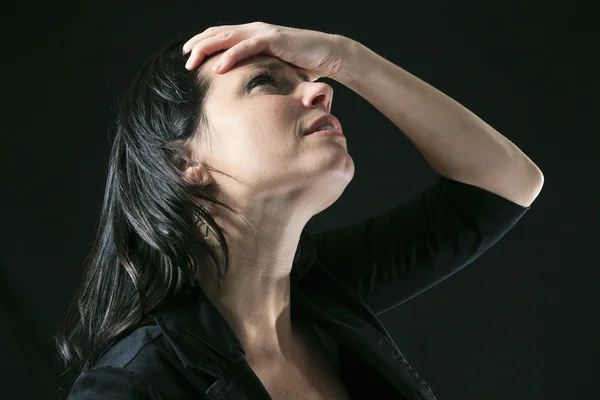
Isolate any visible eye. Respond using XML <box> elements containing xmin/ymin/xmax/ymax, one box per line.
<box><xmin>244</xmin><ymin>72</ymin><xmax>277</xmax><ymax>93</ymax></box>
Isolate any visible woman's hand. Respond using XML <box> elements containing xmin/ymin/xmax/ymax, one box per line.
<box><xmin>181</xmin><ymin>22</ymin><xmax>357</xmax><ymax>82</ymax></box>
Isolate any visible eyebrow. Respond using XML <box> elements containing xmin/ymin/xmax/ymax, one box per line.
<box><xmin>241</xmin><ymin>60</ymin><xmax>311</xmax><ymax>90</ymax></box>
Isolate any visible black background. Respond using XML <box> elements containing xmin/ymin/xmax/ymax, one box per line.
<box><xmin>2</xmin><ymin>0</ymin><xmax>598</xmax><ymax>399</ymax></box>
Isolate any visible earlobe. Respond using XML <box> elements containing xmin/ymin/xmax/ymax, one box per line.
<box><xmin>191</xmin><ymin>164</ymin><xmax>204</xmax><ymax>183</ymax></box>
<box><xmin>190</xmin><ymin>163</ymin><xmax>214</xmax><ymax>186</ymax></box>
<box><xmin>175</xmin><ymin>151</ymin><xmax>212</xmax><ymax>185</ymax></box>
<box><xmin>182</xmin><ymin>163</ymin><xmax>203</xmax><ymax>184</ymax></box>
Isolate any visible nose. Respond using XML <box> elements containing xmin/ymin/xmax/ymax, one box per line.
<box><xmin>302</xmin><ymin>82</ymin><xmax>334</xmax><ymax>114</ymax></box>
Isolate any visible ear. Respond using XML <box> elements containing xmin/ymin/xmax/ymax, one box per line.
<box><xmin>169</xmin><ymin>140</ymin><xmax>212</xmax><ymax>185</ymax></box>
<box><xmin>182</xmin><ymin>162</ymin><xmax>211</xmax><ymax>185</ymax></box>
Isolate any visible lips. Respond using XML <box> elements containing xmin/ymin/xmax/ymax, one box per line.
<box><xmin>304</xmin><ymin>114</ymin><xmax>343</xmax><ymax>136</ymax></box>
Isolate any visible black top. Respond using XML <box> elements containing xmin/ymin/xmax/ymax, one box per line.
<box><xmin>66</xmin><ymin>176</ymin><xmax>531</xmax><ymax>399</ymax></box>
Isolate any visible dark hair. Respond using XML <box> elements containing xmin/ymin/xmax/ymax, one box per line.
<box><xmin>54</xmin><ymin>36</ymin><xmax>245</xmax><ymax>380</ymax></box>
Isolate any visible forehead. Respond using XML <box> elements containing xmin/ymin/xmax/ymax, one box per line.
<box><xmin>198</xmin><ymin>54</ymin><xmax>304</xmax><ymax>107</ymax></box>
<box><xmin>199</xmin><ymin>53</ymin><xmax>302</xmax><ymax>93</ymax></box>
<box><xmin>202</xmin><ymin>52</ymin><xmax>297</xmax><ymax>75</ymax></box>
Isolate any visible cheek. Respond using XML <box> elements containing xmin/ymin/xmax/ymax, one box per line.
<box><xmin>209</xmin><ymin>99</ymin><xmax>298</xmax><ymax>161</ymax></box>
<box><xmin>254</xmin><ymin>99</ymin><xmax>285</xmax><ymax>118</ymax></box>
<box><xmin>239</xmin><ymin>101</ymin><xmax>295</xmax><ymax>140</ymax></box>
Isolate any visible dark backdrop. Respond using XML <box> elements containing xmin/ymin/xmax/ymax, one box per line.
<box><xmin>2</xmin><ymin>0</ymin><xmax>597</xmax><ymax>399</ymax></box>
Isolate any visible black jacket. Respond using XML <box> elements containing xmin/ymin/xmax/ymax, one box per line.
<box><xmin>67</xmin><ymin>176</ymin><xmax>530</xmax><ymax>399</ymax></box>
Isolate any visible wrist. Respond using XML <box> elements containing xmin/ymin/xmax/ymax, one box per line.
<box><xmin>329</xmin><ymin>35</ymin><xmax>364</xmax><ymax>87</ymax></box>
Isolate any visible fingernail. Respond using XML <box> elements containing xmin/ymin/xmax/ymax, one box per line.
<box><xmin>211</xmin><ymin>61</ymin><xmax>221</xmax><ymax>72</ymax></box>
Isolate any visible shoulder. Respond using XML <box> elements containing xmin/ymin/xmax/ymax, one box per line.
<box><xmin>94</xmin><ymin>324</ymin><xmax>165</xmax><ymax>371</ymax></box>
<box><xmin>67</xmin><ymin>366</ymin><xmax>163</xmax><ymax>399</ymax></box>
<box><xmin>68</xmin><ymin>324</ymin><xmax>182</xmax><ymax>399</ymax></box>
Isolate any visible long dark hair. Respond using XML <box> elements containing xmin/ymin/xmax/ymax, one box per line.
<box><xmin>54</xmin><ymin>36</ymin><xmax>243</xmax><ymax>380</ymax></box>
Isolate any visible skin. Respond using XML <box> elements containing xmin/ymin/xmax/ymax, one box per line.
<box><xmin>181</xmin><ymin>52</ymin><xmax>355</xmax><ymax>368</ymax></box>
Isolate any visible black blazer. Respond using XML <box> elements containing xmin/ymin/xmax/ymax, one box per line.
<box><xmin>66</xmin><ymin>176</ymin><xmax>531</xmax><ymax>399</ymax></box>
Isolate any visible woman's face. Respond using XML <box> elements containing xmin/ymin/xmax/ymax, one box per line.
<box><xmin>191</xmin><ymin>52</ymin><xmax>354</xmax><ymax>214</ymax></box>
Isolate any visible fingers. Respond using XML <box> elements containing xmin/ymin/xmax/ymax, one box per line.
<box><xmin>182</xmin><ymin>23</ymin><xmax>275</xmax><ymax>73</ymax></box>
<box><xmin>182</xmin><ymin>22</ymin><xmax>262</xmax><ymax>54</ymax></box>
<box><xmin>185</xmin><ymin>33</ymin><xmax>235</xmax><ymax>70</ymax></box>
<box><xmin>182</xmin><ymin>26</ymin><xmax>229</xmax><ymax>54</ymax></box>
<box><xmin>213</xmin><ymin>34</ymin><xmax>272</xmax><ymax>74</ymax></box>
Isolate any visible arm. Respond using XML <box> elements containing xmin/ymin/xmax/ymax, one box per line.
<box><xmin>332</xmin><ymin>36</ymin><xmax>544</xmax><ymax>207</ymax></box>
<box><xmin>305</xmin><ymin>175</ymin><xmax>531</xmax><ymax>315</ymax></box>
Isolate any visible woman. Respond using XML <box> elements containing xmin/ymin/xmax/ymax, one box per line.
<box><xmin>58</xmin><ymin>22</ymin><xmax>543</xmax><ymax>399</ymax></box>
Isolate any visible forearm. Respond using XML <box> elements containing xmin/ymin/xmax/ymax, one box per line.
<box><xmin>333</xmin><ymin>36</ymin><xmax>543</xmax><ymax>206</ymax></box>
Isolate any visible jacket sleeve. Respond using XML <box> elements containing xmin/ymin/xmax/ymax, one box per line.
<box><xmin>304</xmin><ymin>175</ymin><xmax>531</xmax><ymax>316</ymax></box>
<box><xmin>67</xmin><ymin>366</ymin><xmax>165</xmax><ymax>400</ymax></box>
